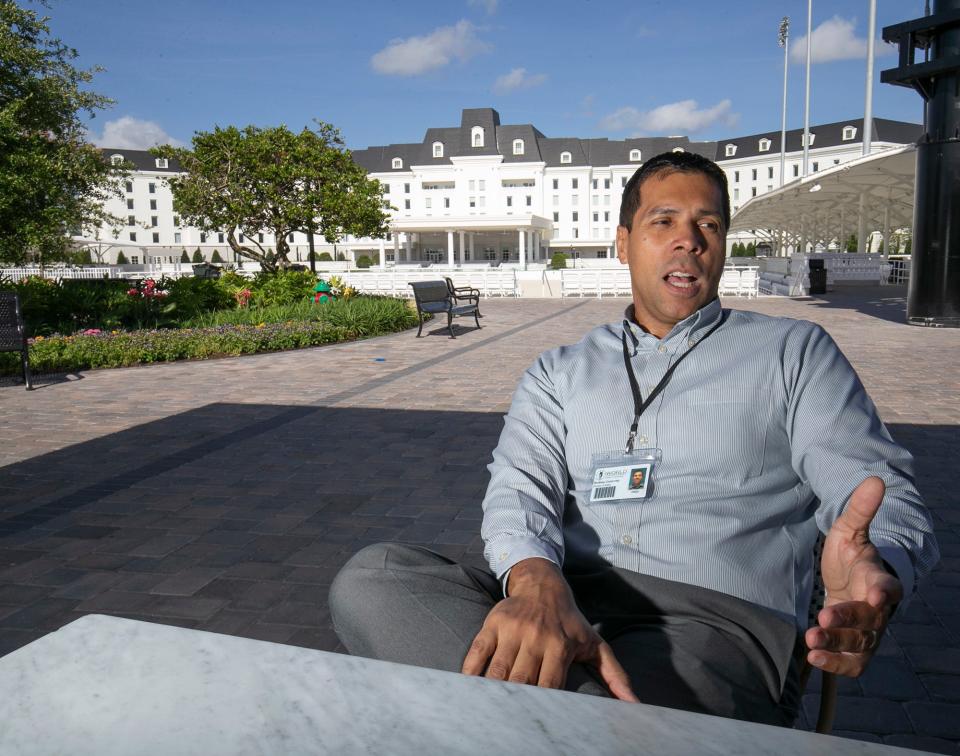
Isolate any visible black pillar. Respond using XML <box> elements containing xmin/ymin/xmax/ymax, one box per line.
<box><xmin>883</xmin><ymin>0</ymin><xmax>960</xmax><ymax>326</ymax></box>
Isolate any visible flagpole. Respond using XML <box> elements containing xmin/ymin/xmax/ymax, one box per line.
<box><xmin>779</xmin><ymin>17</ymin><xmax>790</xmax><ymax>187</ymax></box>
<box><xmin>802</xmin><ymin>0</ymin><xmax>813</xmax><ymax>177</ymax></box>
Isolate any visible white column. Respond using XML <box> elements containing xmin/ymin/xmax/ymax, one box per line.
<box><xmin>518</xmin><ymin>228</ymin><xmax>527</xmax><ymax>269</ymax></box>
<box><xmin>447</xmin><ymin>230</ymin><xmax>454</xmax><ymax>267</ymax></box>
<box><xmin>405</xmin><ymin>234</ymin><xmax>412</xmax><ymax>262</ymax></box>
<box><xmin>458</xmin><ymin>230</ymin><xmax>465</xmax><ymax>267</ymax></box>
<box><xmin>882</xmin><ymin>205</ymin><xmax>890</xmax><ymax>259</ymax></box>
<box><xmin>857</xmin><ymin>193</ymin><xmax>867</xmax><ymax>254</ymax></box>
<box><xmin>393</xmin><ymin>233</ymin><xmax>400</xmax><ymax>265</ymax></box>
<box><xmin>379</xmin><ymin>238</ymin><xmax>386</xmax><ymax>270</ymax></box>
<box><xmin>469</xmin><ymin>233</ymin><xmax>475</xmax><ymax>262</ymax></box>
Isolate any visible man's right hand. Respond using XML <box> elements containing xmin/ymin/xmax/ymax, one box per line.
<box><xmin>460</xmin><ymin>558</ymin><xmax>638</xmax><ymax>702</ymax></box>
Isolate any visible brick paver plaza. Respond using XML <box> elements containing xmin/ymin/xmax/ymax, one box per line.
<box><xmin>1</xmin><ymin>285</ymin><xmax>958</xmax><ymax>753</ymax></box>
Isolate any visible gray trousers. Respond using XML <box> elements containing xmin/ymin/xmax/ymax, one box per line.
<box><xmin>329</xmin><ymin>543</ymin><xmax>801</xmax><ymax>726</ymax></box>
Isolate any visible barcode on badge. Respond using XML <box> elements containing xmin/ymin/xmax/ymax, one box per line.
<box><xmin>592</xmin><ymin>485</ymin><xmax>616</xmax><ymax>500</ymax></box>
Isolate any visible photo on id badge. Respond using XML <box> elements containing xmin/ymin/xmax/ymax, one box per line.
<box><xmin>628</xmin><ymin>467</ymin><xmax>647</xmax><ymax>490</ymax></box>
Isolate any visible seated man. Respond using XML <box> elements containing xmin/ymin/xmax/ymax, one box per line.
<box><xmin>330</xmin><ymin>151</ymin><xmax>939</xmax><ymax>725</ymax></box>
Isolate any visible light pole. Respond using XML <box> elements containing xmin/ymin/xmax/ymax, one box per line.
<box><xmin>779</xmin><ymin>17</ymin><xmax>790</xmax><ymax>187</ymax></box>
<box><xmin>863</xmin><ymin>0</ymin><xmax>877</xmax><ymax>157</ymax></box>
<box><xmin>802</xmin><ymin>0</ymin><xmax>813</xmax><ymax>177</ymax></box>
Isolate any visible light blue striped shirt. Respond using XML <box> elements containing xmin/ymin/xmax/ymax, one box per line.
<box><xmin>481</xmin><ymin>299</ymin><xmax>939</xmax><ymax>627</ymax></box>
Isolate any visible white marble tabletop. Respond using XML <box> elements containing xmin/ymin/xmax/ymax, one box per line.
<box><xmin>0</xmin><ymin>615</ymin><xmax>921</xmax><ymax>756</ymax></box>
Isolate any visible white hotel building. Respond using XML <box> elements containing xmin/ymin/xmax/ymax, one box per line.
<box><xmin>80</xmin><ymin>108</ymin><xmax>920</xmax><ymax>267</ymax></box>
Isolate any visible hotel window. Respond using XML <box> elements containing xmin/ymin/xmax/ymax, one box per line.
<box><xmin>152</xmin><ymin>232</ymin><xmax>160</xmax><ymax>243</ymax></box>
<box><xmin>834</xmin><ymin>159</ymin><xmax>840</xmax><ymax>165</ymax></box>
<box><xmin>571</xmin><ymin>195</ymin><xmax>578</xmax><ymax>206</ymax></box>
<box><xmin>629</xmin><ymin>149</ymin><xmax>641</xmax><ymax>161</ymax></box>
<box><xmin>425</xmin><ymin>197</ymin><xmax>432</xmax><ymax>209</ymax></box>
<box><xmin>734</xmin><ymin>188</ymin><xmax>740</xmax><ymax>201</ymax></box>
<box><xmin>513</xmin><ymin>139</ymin><xmax>524</xmax><ymax>155</ymax></box>
<box><xmin>155</xmin><ymin>158</ymin><xmax>168</xmax><ymax>169</ymax></box>
<box><xmin>130</xmin><ymin>256</ymin><xmax>138</xmax><ymax>264</ymax></box>
<box><xmin>767</xmin><ymin>185</ymin><xmax>773</xmax><ymax>192</ymax></box>
<box><xmin>793</xmin><ymin>164</ymin><xmax>799</xmax><ymax>177</ymax></box>
<box><xmin>404</xmin><ymin>199</ymin><xmax>410</xmax><ymax>209</ymax></box>
<box><xmin>150</xmin><ymin>216</ymin><xmax>158</xmax><ymax>227</ymax></box>
<box><xmin>592</xmin><ymin>179</ymin><xmax>598</xmax><ymax>189</ymax></box>
<box><xmin>621</xmin><ymin>177</ymin><xmax>627</xmax><ymax>187</ymax></box>
<box><xmin>173</xmin><ymin>216</ymin><xmax>180</xmax><ymax>226</ymax></box>
<box><xmin>604</xmin><ymin>211</ymin><xmax>610</xmax><ymax>222</ymax></box>
<box><xmin>110</xmin><ymin>154</ymin><xmax>123</xmax><ymax>166</ymax></box>
<box><xmin>125</xmin><ymin>180</ymin><xmax>133</xmax><ymax>193</ymax></box>
<box><xmin>444</xmin><ymin>198</ymin><xmax>450</xmax><ymax>208</ymax></box>
<box><xmin>239</xmin><ymin>234</ymin><xmax>245</xmax><ymax>242</ymax></box>
<box><xmin>174</xmin><ymin>232</ymin><xmax>181</xmax><ymax>243</ymax></box>
<box><xmin>469</xmin><ymin>180</ymin><xmax>475</xmax><ymax>191</ymax></box>
<box><xmin>842</xmin><ymin>126</ymin><xmax>857</xmax><ymax>141</ymax></box>
<box><xmin>593</xmin><ymin>212</ymin><xmax>599</xmax><ymax>222</ymax></box>
<box><xmin>672</xmin><ymin>147</ymin><xmax>684</xmax><ymax>153</ymax></box>
<box><xmin>479</xmin><ymin>180</ymin><xmax>485</xmax><ymax>190</ymax></box>
<box><xmin>150</xmin><ymin>199</ymin><xmax>157</xmax><ymax>210</ymax></box>
<box><xmin>552</xmin><ymin>179</ymin><xmax>559</xmax><ymax>189</ymax></box>
<box><xmin>433</xmin><ymin>142</ymin><xmax>444</xmax><ymax>158</ymax></box>
<box><xmin>404</xmin><ymin>183</ymin><xmax>410</xmax><ymax>193</ymax></box>
<box><xmin>552</xmin><ymin>195</ymin><xmax>559</xmax><ymax>206</ymax></box>
<box><xmin>148</xmin><ymin>182</ymin><xmax>156</xmax><ymax>193</ymax></box>
<box><xmin>751</xmin><ymin>169</ymin><xmax>757</xmax><ymax>181</ymax></box>
<box><xmin>478</xmin><ymin>196</ymin><xmax>485</xmax><ymax>208</ymax></box>
<box><xmin>472</xmin><ymin>126</ymin><xmax>484</xmax><ymax>147</ymax></box>
<box><xmin>758</xmin><ymin>139</ymin><xmax>771</xmax><ymax>153</ymax></box>
<box><xmin>604</xmin><ymin>178</ymin><xmax>610</xmax><ymax>189</ymax></box>
<box><xmin>573</xmin><ymin>228</ymin><xmax>579</xmax><ymax>239</ymax></box>
<box><xmin>812</xmin><ymin>162</ymin><xmax>819</xmax><ymax>172</ymax></box>
<box><xmin>218</xmin><ymin>233</ymin><xmax>225</xmax><ymax>243</ymax></box>
<box><xmin>734</xmin><ymin>171</ymin><xmax>739</xmax><ymax>182</ymax></box>
<box><xmin>768</xmin><ymin>167</ymin><xmax>774</xmax><ymax>179</ymax></box>
<box><xmin>392</xmin><ymin>157</ymin><xmax>403</xmax><ymax>169</ymax></box>
<box><xmin>383</xmin><ymin>184</ymin><xmax>390</xmax><ymax>193</ymax></box>
<box><xmin>288</xmin><ymin>234</ymin><xmax>294</xmax><ymax>242</ymax></box>
<box><xmin>592</xmin><ymin>194</ymin><xmax>599</xmax><ymax>205</ymax></box>
<box><xmin>258</xmin><ymin>233</ymin><xmax>264</xmax><ymax>243</ymax></box>
<box><xmin>572</xmin><ymin>211</ymin><xmax>578</xmax><ymax>221</ymax></box>
<box><xmin>200</xmin><ymin>233</ymin><xmax>207</xmax><ymax>243</ymax></box>
<box><xmin>572</xmin><ymin>178</ymin><xmax>578</xmax><ymax>189</ymax></box>
<box><xmin>506</xmin><ymin>197</ymin><xmax>513</xmax><ymax>207</ymax></box>
<box><xmin>469</xmin><ymin>197</ymin><xmax>476</xmax><ymax>208</ymax></box>
<box><xmin>526</xmin><ymin>195</ymin><xmax>532</xmax><ymax>206</ymax></box>
<box><xmin>129</xmin><ymin>232</ymin><xmax>137</xmax><ymax>242</ymax></box>
<box><xmin>725</xmin><ymin>144</ymin><xmax>737</xmax><ymax>157</ymax></box>
<box><xmin>560</xmin><ymin>151</ymin><xmax>572</xmax><ymax>164</ymax></box>
<box><xmin>751</xmin><ymin>187</ymin><xmax>757</xmax><ymax>197</ymax></box>
<box><xmin>127</xmin><ymin>215</ymin><xmax>135</xmax><ymax>226</ymax></box>
<box><xmin>553</xmin><ymin>212</ymin><xmax>559</xmax><ymax>222</ymax></box>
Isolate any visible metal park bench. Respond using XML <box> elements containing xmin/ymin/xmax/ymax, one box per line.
<box><xmin>408</xmin><ymin>280</ymin><xmax>481</xmax><ymax>339</ymax></box>
<box><xmin>0</xmin><ymin>292</ymin><xmax>33</xmax><ymax>390</ymax></box>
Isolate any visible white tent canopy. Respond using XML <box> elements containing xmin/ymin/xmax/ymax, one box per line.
<box><xmin>728</xmin><ymin>145</ymin><xmax>916</xmax><ymax>254</ymax></box>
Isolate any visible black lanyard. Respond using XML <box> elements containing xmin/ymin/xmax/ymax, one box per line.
<box><xmin>620</xmin><ymin>311</ymin><xmax>726</xmax><ymax>453</ymax></box>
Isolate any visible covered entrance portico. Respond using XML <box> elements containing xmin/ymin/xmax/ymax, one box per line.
<box><xmin>382</xmin><ymin>215</ymin><xmax>554</xmax><ymax>270</ymax></box>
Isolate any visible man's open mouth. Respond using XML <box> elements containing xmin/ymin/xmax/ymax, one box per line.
<box><xmin>664</xmin><ymin>271</ymin><xmax>699</xmax><ymax>290</ymax></box>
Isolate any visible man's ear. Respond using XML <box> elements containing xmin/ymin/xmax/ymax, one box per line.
<box><xmin>615</xmin><ymin>225</ymin><xmax>629</xmax><ymax>264</ymax></box>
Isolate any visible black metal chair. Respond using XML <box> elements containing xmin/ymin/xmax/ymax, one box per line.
<box><xmin>444</xmin><ymin>277</ymin><xmax>482</xmax><ymax>318</ymax></box>
<box><xmin>408</xmin><ymin>280</ymin><xmax>480</xmax><ymax>339</ymax></box>
<box><xmin>0</xmin><ymin>292</ymin><xmax>33</xmax><ymax>390</ymax></box>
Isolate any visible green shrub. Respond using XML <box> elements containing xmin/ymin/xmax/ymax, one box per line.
<box><xmin>180</xmin><ymin>250</ymin><xmax>190</xmax><ymax>263</ymax></box>
<box><xmin>248</xmin><ymin>269</ymin><xmax>317</xmax><ymax>307</ymax></box>
<box><xmin>192</xmin><ymin>249</ymin><xmax>203</xmax><ymax>263</ymax></box>
<box><xmin>335</xmin><ymin>252</ymin><xmax>345</xmax><ymax>261</ymax></box>
<box><xmin>356</xmin><ymin>255</ymin><xmax>372</xmax><ymax>269</ymax></box>
<box><xmin>71</xmin><ymin>249</ymin><xmax>92</xmax><ymax>265</ymax></box>
<box><xmin>165</xmin><ymin>277</ymin><xmax>234</xmax><ymax>320</ymax></box>
<box><xmin>318</xmin><ymin>252</ymin><xmax>332</xmax><ymax>261</ymax></box>
<box><xmin>550</xmin><ymin>253</ymin><xmax>567</xmax><ymax>269</ymax></box>
<box><xmin>211</xmin><ymin>249</ymin><xmax>224</xmax><ymax>263</ymax></box>
<box><xmin>116</xmin><ymin>251</ymin><xmax>128</xmax><ymax>264</ymax></box>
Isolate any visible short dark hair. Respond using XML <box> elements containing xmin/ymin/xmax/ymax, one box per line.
<box><xmin>618</xmin><ymin>151</ymin><xmax>730</xmax><ymax>231</ymax></box>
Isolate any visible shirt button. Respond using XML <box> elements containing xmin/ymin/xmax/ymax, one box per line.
<box><xmin>638</xmin><ymin>436</ymin><xmax>649</xmax><ymax>445</ymax></box>
<box><xmin>657</xmin><ymin>344</ymin><xmax>666</xmax><ymax>353</ymax></box>
<box><xmin>621</xmin><ymin>535</ymin><xmax>633</xmax><ymax>545</ymax></box>
<box><xmin>499</xmin><ymin>552</ymin><xmax>508</xmax><ymax>561</ymax></box>
<box><xmin>688</xmin><ymin>338</ymin><xmax>696</xmax><ymax>347</ymax></box>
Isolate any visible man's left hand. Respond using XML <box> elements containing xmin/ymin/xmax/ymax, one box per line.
<box><xmin>805</xmin><ymin>476</ymin><xmax>903</xmax><ymax>677</ymax></box>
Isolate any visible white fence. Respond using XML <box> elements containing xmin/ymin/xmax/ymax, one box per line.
<box><xmin>560</xmin><ymin>265</ymin><xmax>759</xmax><ymax>299</ymax></box>
<box><xmin>758</xmin><ymin>254</ymin><xmax>899</xmax><ymax>296</ymax></box>
<box><xmin>339</xmin><ymin>269</ymin><xmax>518</xmax><ymax>298</ymax></box>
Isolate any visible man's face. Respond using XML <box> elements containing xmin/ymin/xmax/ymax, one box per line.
<box><xmin>616</xmin><ymin>171</ymin><xmax>727</xmax><ymax>338</ymax></box>
<box><xmin>631</xmin><ymin>471</ymin><xmax>644</xmax><ymax>487</ymax></box>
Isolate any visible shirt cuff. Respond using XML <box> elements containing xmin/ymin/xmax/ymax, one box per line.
<box><xmin>489</xmin><ymin>538</ymin><xmax>562</xmax><ymax>596</ymax></box>
<box><xmin>875</xmin><ymin>542</ymin><xmax>915</xmax><ymax>618</ymax></box>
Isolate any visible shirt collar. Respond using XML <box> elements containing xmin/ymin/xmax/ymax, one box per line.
<box><xmin>621</xmin><ymin>298</ymin><xmax>724</xmax><ymax>355</ymax></box>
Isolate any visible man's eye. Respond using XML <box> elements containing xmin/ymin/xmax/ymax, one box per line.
<box><xmin>700</xmin><ymin>221</ymin><xmax>720</xmax><ymax>232</ymax></box>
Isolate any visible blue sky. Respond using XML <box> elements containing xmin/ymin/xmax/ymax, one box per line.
<box><xmin>44</xmin><ymin>0</ymin><xmax>928</xmax><ymax>151</ymax></box>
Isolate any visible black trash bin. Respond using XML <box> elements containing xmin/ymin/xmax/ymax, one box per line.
<box><xmin>808</xmin><ymin>258</ymin><xmax>827</xmax><ymax>295</ymax></box>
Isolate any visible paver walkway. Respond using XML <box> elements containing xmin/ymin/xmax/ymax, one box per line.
<box><xmin>1</xmin><ymin>285</ymin><xmax>958</xmax><ymax>754</ymax></box>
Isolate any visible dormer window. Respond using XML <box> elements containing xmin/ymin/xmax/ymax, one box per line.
<box><xmin>432</xmin><ymin>142</ymin><xmax>444</xmax><ymax>158</ymax></box>
<box><xmin>725</xmin><ymin>144</ymin><xmax>737</xmax><ymax>157</ymax></box>
<box><xmin>471</xmin><ymin>126</ymin><xmax>484</xmax><ymax>148</ymax></box>
<box><xmin>560</xmin><ymin>151</ymin><xmax>572</xmax><ymax>164</ymax></box>
<box><xmin>842</xmin><ymin>126</ymin><xmax>857</xmax><ymax>141</ymax></box>
<box><xmin>758</xmin><ymin>139</ymin><xmax>771</xmax><ymax>152</ymax></box>
<box><xmin>629</xmin><ymin>149</ymin><xmax>641</xmax><ymax>162</ymax></box>
<box><xmin>513</xmin><ymin>139</ymin><xmax>524</xmax><ymax>156</ymax></box>
<box><xmin>155</xmin><ymin>158</ymin><xmax>169</xmax><ymax>169</ymax></box>
<box><xmin>802</xmin><ymin>133</ymin><xmax>816</xmax><ymax>147</ymax></box>
<box><xmin>110</xmin><ymin>154</ymin><xmax>124</xmax><ymax>166</ymax></box>
<box><xmin>392</xmin><ymin>157</ymin><xmax>403</xmax><ymax>169</ymax></box>
<box><xmin>672</xmin><ymin>147</ymin><xmax>685</xmax><ymax>153</ymax></box>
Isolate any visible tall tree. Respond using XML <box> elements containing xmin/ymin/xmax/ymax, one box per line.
<box><xmin>153</xmin><ymin>123</ymin><xmax>389</xmax><ymax>271</ymax></box>
<box><xmin>0</xmin><ymin>0</ymin><xmax>126</xmax><ymax>264</ymax></box>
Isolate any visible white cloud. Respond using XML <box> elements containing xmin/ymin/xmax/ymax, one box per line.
<box><xmin>371</xmin><ymin>20</ymin><xmax>489</xmax><ymax>76</ymax></box>
<box><xmin>91</xmin><ymin>117</ymin><xmax>183</xmax><ymax>149</ymax></box>
<box><xmin>599</xmin><ymin>99</ymin><xmax>738</xmax><ymax>135</ymax></box>
<box><xmin>493</xmin><ymin>67</ymin><xmax>547</xmax><ymax>94</ymax></box>
<box><xmin>790</xmin><ymin>16</ymin><xmax>895</xmax><ymax>64</ymax></box>
<box><xmin>468</xmin><ymin>0</ymin><xmax>498</xmax><ymax>14</ymax></box>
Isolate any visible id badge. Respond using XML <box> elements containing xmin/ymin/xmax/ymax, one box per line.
<box><xmin>589</xmin><ymin>449</ymin><xmax>660</xmax><ymax>502</ymax></box>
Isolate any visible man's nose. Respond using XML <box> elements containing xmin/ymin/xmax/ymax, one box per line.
<box><xmin>673</xmin><ymin>222</ymin><xmax>706</xmax><ymax>254</ymax></box>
